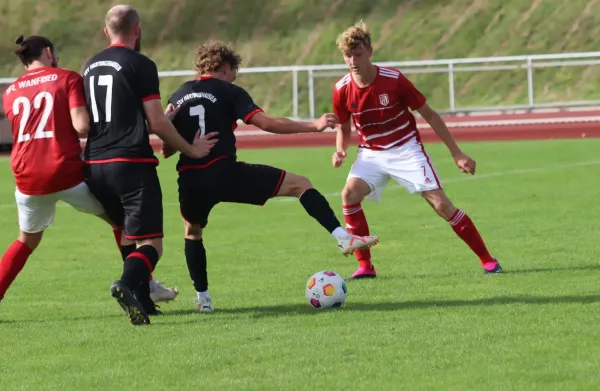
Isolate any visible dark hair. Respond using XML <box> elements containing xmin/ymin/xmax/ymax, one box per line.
<box><xmin>14</xmin><ymin>34</ymin><xmax>54</xmax><ymax>66</ymax></box>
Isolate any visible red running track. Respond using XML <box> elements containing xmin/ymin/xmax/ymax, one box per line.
<box><xmin>148</xmin><ymin>110</ymin><xmax>600</xmax><ymax>150</ymax></box>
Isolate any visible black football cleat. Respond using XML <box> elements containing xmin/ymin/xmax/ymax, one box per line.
<box><xmin>110</xmin><ymin>281</ymin><xmax>150</xmax><ymax>326</ymax></box>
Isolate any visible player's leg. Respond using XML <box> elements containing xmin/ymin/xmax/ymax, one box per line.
<box><xmin>387</xmin><ymin>142</ymin><xmax>501</xmax><ymax>274</ymax></box>
<box><xmin>341</xmin><ymin>177</ymin><xmax>378</xmax><ymax>279</ymax></box>
<box><xmin>274</xmin><ymin>171</ymin><xmax>378</xmax><ymax>254</ymax></box>
<box><xmin>0</xmin><ymin>190</ymin><xmax>55</xmax><ymax>303</ymax></box>
<box><xmin>115</xmin><ymin>163</ymin><xmax>166</xmax><ymax>322</ymax></box>
<box><xmin>421</xmin><ymin>189</ymin><xmax>501</xmax><ymax>273</ymax></box>
<box><xmin>340</xmin><ymin>151</ymin><xmax>390</xmax><ymax>279</ymax></box>
<box><xmin>178</xmin><ymin>170</ymin><xmax>216</xmax><ymax>313</ymax></box>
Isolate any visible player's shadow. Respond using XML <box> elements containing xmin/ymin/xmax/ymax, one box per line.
<box><xmin>166</xmin><ymin>294</ymin><xmax>600</xmax><ymax>319</ymax></box>
<box><xmin>507</xmin><ymin>264</ymin><xmax>600</xmax><ymax>274</ymax></box>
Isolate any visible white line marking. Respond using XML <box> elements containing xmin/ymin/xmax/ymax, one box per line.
<box><xmin>0</xmin><ymin>160</ymin><xmax>596</xmax><ymax>210</ymax></box>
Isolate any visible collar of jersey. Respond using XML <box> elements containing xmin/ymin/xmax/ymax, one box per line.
<box><xmin>106</xmin><ymin>43</ymin><xmax>129</xmax><ymax>49</ymax></box>
<box><xmin>196</xmin><ymin>75</ymin><xmax>214</xmax><ymax>80</ymax></box>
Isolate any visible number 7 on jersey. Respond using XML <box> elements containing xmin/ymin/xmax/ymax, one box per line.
<box><xmin>189</xmin><ymin>104</ymin><xmax>206</xmax><ymax>137</ymax></box>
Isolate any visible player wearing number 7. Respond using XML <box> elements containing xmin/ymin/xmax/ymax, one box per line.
<box><xmin>332</xmin><ymin>22</ymin><xmax>502</xmax><ymax>279</ymax></box>
<box><xmin>162</xmin><ymin>40</ymin><xmax>379</xmax><ymax>313</ymax></box>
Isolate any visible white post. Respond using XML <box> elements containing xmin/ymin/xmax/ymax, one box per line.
<box><xmin>448</xmin><ymin>62</ymin><xmax>456</xmax><ymax>112</ymax></box>
<box><xmin>526</xmin><ymin>57</ymin><xmax>534</xmax><ymax>106</ymax></box>
<box><xmin>292</xmin><ymin>69</ymin><xmax>299</xmax><ymax>119</ymax></box>
<box><xmin>308</xmin><ymin>69</ymin><xmax>315</xmax><ymax>119</ymax></box>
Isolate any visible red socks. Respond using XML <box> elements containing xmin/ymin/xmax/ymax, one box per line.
<box><xmin>448</xmin><ymin>209</ymin><xmax>495</xmax><ymax>266</ymax></box>
<box><xmin>0</xmin><ymin>241</ymin><xmax>33</xmax><ymax>301</ymax></box>
<box><xmin>343</xmin><ymin>203</ymin><xmax>373</xmax><ymax>268</ymax></box>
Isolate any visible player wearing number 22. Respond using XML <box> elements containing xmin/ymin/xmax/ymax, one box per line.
<box><xmin>332</xmin><ymin>22</ymin><xmax>502</xmax><ymax>279</ymax></box>
<box><xmin>163</xmin><ymin>41</ymin><xmax>378</xmax><ymax>312</ymax></box>
<box><xmin>0</xmin><ymin>35</ymin><xmax>110</xmax><ymax>305</ymax></box>
<box><xmin>81</xmin><ymin>5</ymin><xmax>213</xmax><ymax>325</ymax></box>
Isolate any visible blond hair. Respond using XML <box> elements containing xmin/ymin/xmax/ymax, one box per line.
<box><xmin>336</xmin><ymin>20</ymin><xmax>372</xmax><ymax>53</ymax></box>
<box><xmin>194</xmin><ymin>40</ymin><xmax>242</xmax><ymax>75</ymax></box>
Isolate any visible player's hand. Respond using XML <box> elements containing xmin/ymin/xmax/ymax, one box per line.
<box><xmin>313</xmin><ymin>113</ymin><xmax>339</xmax><ymax>132</ymax></box>
<box><xmin>164</xmin><ymin>103</ymin><xmax>181</xmax><ymax>121</ymax></box>
<box><xmin>332</xmin><ymin>151</ymin><xmax>347</xmax><ymax>168</ymax></box>
<box><xmin>191</xmin><ymin>131</ymin><xmax>219</xmax><ymax>158</ymax></box>
<box><xmin>453</xmin><ymin>152</ymin><xmax>476</xmax><ymax>175</ymax></box>
<box><xmin>160</xmin><ymin>142</ymin><xmax>176</xmax><ymax>159</ymax></box>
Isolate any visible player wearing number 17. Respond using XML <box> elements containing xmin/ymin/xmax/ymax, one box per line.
<box><xmin>82</xmin><ymin>5</ymin><xmax>216</xmax><ymax>325</ymax></box>
<box><xmin>332</xmin><ymin>22</ymin><xmax>502</xmax><ymax>279</ymax></box>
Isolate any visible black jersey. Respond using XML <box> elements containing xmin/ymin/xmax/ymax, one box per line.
<box><xmin>168</xmin><ymin>75</ymin><xmax>262</xmax><ymax>171</ymax></box>
<box><xmin>82</xmin><ymin>44</ymin><xmax>160</xmax><ymax>163</ymax></box>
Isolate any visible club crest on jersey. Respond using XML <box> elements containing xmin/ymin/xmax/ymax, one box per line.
<box><xmin>379</xmin><ymin>94</ymin><xmax>389</xmax><ymax>106</ymax></box>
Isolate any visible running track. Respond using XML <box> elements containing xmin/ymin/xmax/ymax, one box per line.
<box><xmin>148</xmin><ymin>109</ymin><xmax>600</xmax><ymax>150</ymax></box>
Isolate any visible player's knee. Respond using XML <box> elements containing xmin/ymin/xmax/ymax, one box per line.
<box><xmin>424</xmin><ymin>191</ymin><xmax>456</xmax><ymax>220</ymax></box>
<box><xmin>137</xmin><ymin>238</ymin><xmax>163</xmax><ymax>259</ymax></box>
<box><xmin>281</xmin><ymin>173</ymin><xmax>312</xmax><ymax>197</ymax></box>
<box><xmin>18</xmin><ymin>231</ymin><xmax>43</xmax><ymax>251</ymax></box>
<box><xmin>341</xmin><ymin>186</ymin><xmax>361</xmax><ymax>205</ymax></box>
<box><xmin>184</xmin><ymin>222</ymin><xmax>203</xmax><ymax>240</ymax></box>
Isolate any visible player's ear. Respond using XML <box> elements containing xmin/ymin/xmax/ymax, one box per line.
<box><xmin>103</xmin><ymin>27</ymin><xmax>111</xmax><ymax>40</ymax></box>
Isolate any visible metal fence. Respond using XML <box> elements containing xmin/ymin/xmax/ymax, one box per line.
<box><xmin>2</xmin><ymin>51</ymin><xmax>600</xmax><ymax>134</ymax></box>
<box><xmin>150</xmin><ymin>51</ymin><xmax>600</xmax><ymax>118</ymax></box>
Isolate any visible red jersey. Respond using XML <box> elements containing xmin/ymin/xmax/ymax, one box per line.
<box><xmin>2</xmin><ymin>67</ymin><xmax>86</xmax><ymax>195</ymax></box>
<box><xmin>332</xmin><ymin>66</ymin><xmax>426</xmax><ymax>150</ymax></box>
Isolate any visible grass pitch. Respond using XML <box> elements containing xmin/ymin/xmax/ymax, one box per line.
<box><xmin>0</xmin><ymin>138</ymin><xmax>599</xmax><ymax>390</ymax></box>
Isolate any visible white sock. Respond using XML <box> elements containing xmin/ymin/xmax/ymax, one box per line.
<box><xmin>197</xmin><ymin>290</ymin><xmax>211</xmax><ymax>301</ymax></box>
<box><xmin>149</xmin><ymin>277</ymin><xmax>159</xmax><ymax>292</ymax></box>
<box><xmin>332</xmin><ymin>226</ymin><xmax>351</xmax><ymax>240</ymax></box>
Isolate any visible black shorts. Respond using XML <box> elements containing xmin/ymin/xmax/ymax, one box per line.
<box><xmin>85</xmin><ymin>162</ymin><xmax>163</xmax><ymax>240</ymax></box>
<box><xmin>178</xmin><ymin>158</ymin><xmax>286</xmax><ymax>227</ymax></box>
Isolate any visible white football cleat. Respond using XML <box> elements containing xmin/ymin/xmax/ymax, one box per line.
<box><xmin>149</xmin><ymin>280</ymin><xmax>179</xmax><ymax>303</ymax></box>
<box><xmin>338</xmin><ymin>234</ymin><xmax>379</xmax><ymax>256</ymax></box>
<box><xmin>196</xmin><ymin>297</ymin><xmax>214</xmax><ymax>313</ymax></box>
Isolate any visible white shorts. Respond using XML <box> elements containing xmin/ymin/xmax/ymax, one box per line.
<box><xmin>15</xmin><ymin>182</ymin><xmax>105</xmax><ymax>233</ymax></box>
<box><xmin>347</xmin><ymin>138</ymin><xmax>442</xmax><ymax>203</ymax></box>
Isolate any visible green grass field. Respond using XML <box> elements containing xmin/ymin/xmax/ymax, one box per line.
<box><xmin>1</xmin><ymin>138</ymin><xmax>600</xmax><ymax>390</ymax></box>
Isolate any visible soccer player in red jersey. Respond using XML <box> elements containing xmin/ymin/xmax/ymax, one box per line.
<box><xmin>331</xmin><ymin>22</ymin><xmax>502</xmax><ymax>279</ymax></box>
<box><xmin>0</xmin><ymin>35</ymin><xmax>177</xmax><ymax>306</ymax></box>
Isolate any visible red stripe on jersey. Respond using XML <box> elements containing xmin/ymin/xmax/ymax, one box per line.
<box><xmin>125</xmin><ymin>233</ymin><xmax>164</xmax><ymax>241</ymax></box>
<box><xmin>85</xmin><ymin>157</ymin><xmax>159</xmax><ymax>165</ymax></box>
<box><xmin>177</xmin><ymin>155</ymin><xmax>229</xmax><ymax>172</ymax></box>
<box><xmin>244</xmin><ymin>108</ymin><xmax>263</xmax><ymax>124</ymax></box>
<box><xmin>142</xmin><ymin>94</ymin><xmax>161</xmax><ymax>102</ymax></box>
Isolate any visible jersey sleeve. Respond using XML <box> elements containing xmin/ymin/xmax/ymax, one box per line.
<box><xmin>67</xmin><ymin>72</ymin><xmax>87</xmax><ymax>109</ymax></box>
<box><xmin>396</xmin><ymin>72</ymin><xmax>426</xmax><ymax>111</ymax></box>
<box><xmin>332</xmin><ymin>87</ymin><xmax>351</xmax><ymax>123</ymax></box>
<box><xmin>137</xmin><ymin>57</ymin><xmax>161</xmax><ymax>102</ymax></box>
<box><xmin>232</xmin><ymin>85</ymin><xmax>262</xmax><ymax>124</ymax></box>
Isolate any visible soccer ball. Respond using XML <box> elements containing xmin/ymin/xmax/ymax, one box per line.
<box><xmin>305</xmin><ymin>271</ymin><xmax>347</xmax><ymax>309</ymax></box>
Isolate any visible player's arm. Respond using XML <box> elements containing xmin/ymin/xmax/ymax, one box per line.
<box><xmin>70</xmin><ymin>106</ymin><xmax>90</xmax><ymax>137</ymax></box>
<box><xmin>159</xmin><ymin>103</ymin><xmax>179</xmax><ymax>159</ymax></box>
<box><xmin>67</xmin><ymin>73</ymin><xmax>90</xmax><ymax>137</ymax></box>
<box><xmin>232</xmin><ymin>85</ymin><xmax>337</xmax><ymax>134</ymax></box>
<box><xmin>331</xmin><ymin>87</ymin><xmax>352</xmax><ymax>168</ymax></box>
<box><xmin>417</xmin><ymin>103</ymin><xmax>475</xmax><ymax>175</ymax></box>
<box><xmin>249</xmin><ymin>112</ymin><xmax>338</xmax><ymax>134</ymax></box>
<box><xmin>397</xmin><ymin>72</ymin><xmax>475</xmax><ymax>174</ymax></box>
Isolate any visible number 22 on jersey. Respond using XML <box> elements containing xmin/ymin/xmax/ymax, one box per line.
<box><xmin>12</xmin><ymin>92</ymin><xmax>54</xmax><ymax>143</ymax></box>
